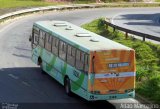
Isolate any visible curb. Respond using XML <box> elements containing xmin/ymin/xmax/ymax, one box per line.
<box><xmin>0</xmin><ymin>4</ymin><xmax>95</xmax><ymax>22</ymax></box>
<box><xmin>1</xmin><ymin>3</ymin><xmax>160</xmax><ymax>23</ymax></box>
<box><xmin>135</xmin><ymin>94</ymin><xmax>153</xmax><ymax>104</ymax></box>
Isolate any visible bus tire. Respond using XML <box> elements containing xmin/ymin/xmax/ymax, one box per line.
<box><xmin>64</xmin><ymin>77</ymin><xmax>72</xmax><ymax>96</ymax></box>
<box><xmin>40</xmin><ymin>63</ymin><xmax>46</xmax><ymax>74</ymax></box>
<box><xmin>38</xmin><ymin>57</ymin><xmax>46</xmax><ymax>74</ymax></box>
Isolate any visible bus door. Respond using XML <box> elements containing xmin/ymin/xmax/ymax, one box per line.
<box><xmin>89</xmin><ymin>50</ymin><xmax>136</xmax><ymax>95</ymax></box>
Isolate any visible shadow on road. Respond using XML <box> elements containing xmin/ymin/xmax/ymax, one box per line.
<box><xmin>14</xmin><ymin>47</ymin><xmax>31</xmax><ymax>52</ymax></box>
<box><xmin>0</xmin><ymin>67</ymin><xmax>116</xmax><ymax>109</ymax></box>
<box><xmin>115</xmin><ymin>13</ymin><xmax>160</xmax><ymax>27</ymax></box>
<box><xmin>12</xmin><ymin>53</ymin><xmax>31</xmax><ymax>59</ymax></box>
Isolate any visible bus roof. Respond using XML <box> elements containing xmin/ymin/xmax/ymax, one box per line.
<box><xmin>34</xmin><ymin>21</ymin><xmax>132</xmax><ymax>52</ymax></box>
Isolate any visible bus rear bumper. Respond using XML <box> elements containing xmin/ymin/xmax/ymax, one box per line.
<box><xmin>87</xmin><ymin>91</ymin><xmax>135</xmax><ymax>101</ymax></box>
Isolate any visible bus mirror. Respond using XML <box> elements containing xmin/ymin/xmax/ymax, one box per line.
<box><xmin>29</xmin><ymin>35</ymin><xmax>32</xmax><ymax>42</ymax></box>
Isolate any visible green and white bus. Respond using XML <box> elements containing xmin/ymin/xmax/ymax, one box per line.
<box><xmin>30</xmin><ymin>20</ymin><xmax>136</xmax><ymax>101</ymax></box>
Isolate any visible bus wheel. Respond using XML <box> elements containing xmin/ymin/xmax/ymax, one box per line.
<box><xmin>38</xmin><ymin>58</ymin><xmax>46</xmax><ymax>74</ymax></box>
<box><xmin>40</xmin><ymin>63</ymin><xmax>46</xmax><ymax>74</ymax></box>
<box><xmin>64</xmin><ymin>77</ymin><xmax>72</xmax><ymax>96</ymax></box>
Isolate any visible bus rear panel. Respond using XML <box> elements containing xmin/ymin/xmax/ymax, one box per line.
<box><xmin>87</xmin><ymin>49</ymin><xmax>135</xmax><ymax>100</ymax></box>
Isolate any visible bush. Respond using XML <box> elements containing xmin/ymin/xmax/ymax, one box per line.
<box><xmin>137</xmin><ymin>76</ymin><xmax>160</xmax><ymax>103</ymax></box>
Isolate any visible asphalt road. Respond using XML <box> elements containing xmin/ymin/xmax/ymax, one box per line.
<box><xmin>0</xmin><ymin>7</ymin><xmax>160</xmax><ymax>109</ymax></box>
<box><xmin>111</xmin><ymin>9</ymin><xmax>160</xmax><ymax>44</ymax></box>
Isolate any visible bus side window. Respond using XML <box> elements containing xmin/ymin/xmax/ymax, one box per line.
<box><xmin>39</xmin><ymin>30</ymin><xmax>45</xmax><ymax>47</ymax></box>
<box><xmin>75</xmin><ymin>50</ymin><xmax>84</xmax><ymax>72</ymax></box>
<box><xmin>67</xmin><ymin>45</ymin><xmax>75</xmax><ymax>66</ymax></box>
<box><xmin>52</xmin><ymin>37</ymin><xmax>58</xmax><ymax>55</ymax></box>
<box><xmin>59</xmin><ymin>40</ymin><xmax>66</xmax><ymax>60</ymax></box>
<box><xmin>45</xmin><ymin>33</ymin><xmax>52</xmax><ymax>52</ymax></box>
<box><xmin>84</xmin><ymin>54</ymin><xmax>89</xmax><ymax>73</ymax></box>
<box><xmin>33</xmin><ymin>28</ymin><xmax>39</xmax><ymax>45</ymax></box>
<box><xmin>81</xmin><ymin>52</ymin><xmax>85</xmax><ymax>62</ymax></box>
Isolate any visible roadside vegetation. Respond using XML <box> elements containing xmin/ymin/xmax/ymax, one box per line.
<box><xmin>0</xmin><ymin>0</ymin><xmax>64</xmax><ymax>9</ymax></box>
<box><xmin>82</xmin><ymin>18</ymin><xmax>160</xmax><ymax>104</ymax></box>
<box><xmin>1</xmin><ymin>0</ymin><xmax>160</xmax><ymax>15</ymax></box>
<box><xmin>0</xmin><ymin>0</ymin><xmax>160</xmax><ymax>9</ymax></box>
<box><xmin>73</xmin><ymin>0</ymin><xmax>128</xmax><ymax>3</ymax></box>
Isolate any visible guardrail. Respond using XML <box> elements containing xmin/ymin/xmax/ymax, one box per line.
<box><xmin>0</xmin><ymin>5</ymin><xmax>91</xmax><ymax>21</ymax></box>
<box><xmin>104</xmin><ymin>18</ymin><xmax>160</xmax><ymax>42</ymax></box>
<box><xmin>0</xmin><ymin>4</ymin><xmax>103</xmax><ymax>23</ymax></box>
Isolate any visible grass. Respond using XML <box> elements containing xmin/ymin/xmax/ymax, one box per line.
<box><xmin>0</xmin><ymin>0</ymin><xmax>160</xmax><ymax>9</ymax></box>
<box><xmin>0</xmin><ymin>0</ymin><xmax>65</xmax><ymax>9</ymax></box>
<box><xmin>72</xmin><ymin>0</ymin><xmax>95</xmax><ymax>4</ymax></box>
<box><xmin>82</xmin><ymin>18</ymin><xmax>160</xmax><ymax>104</ymax></box>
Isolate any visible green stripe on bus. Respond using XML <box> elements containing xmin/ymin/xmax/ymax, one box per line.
<box><xmin>71</xmin><ymin>73</ymin><xmax>85</xmax><ymax>91</ymax></box>
<box><xmin>61</xmin><ymin>63</ymin><xmax>67</xmax><ymax>76</ymax></box>
<box><xmin>46</xmin><ymin>56</ymin><xmax>57</xmax><ymax>72</ymax></box>
<box><xmin>40</xmin><ymin>47</ymin><xmax>43</xmax><ymax>57</ymax></box>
